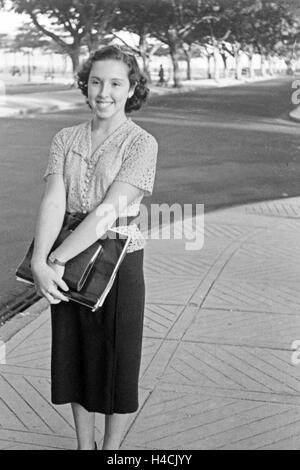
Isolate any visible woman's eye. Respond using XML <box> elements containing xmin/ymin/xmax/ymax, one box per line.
<box><xmin>112</xmin><ymin>82</ymin><xmax>120</xmax><ymax>87</ymax></box>
<box><xmin>91</xmin><ymin>80</ymin><xmax>100</xmax><ymax>85</ymax></box>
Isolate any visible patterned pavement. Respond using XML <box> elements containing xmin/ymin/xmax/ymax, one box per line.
<box><xmin>1</xmin><ymin>197</ymin><xmax>300</xmax><ymax>450</ymax></box>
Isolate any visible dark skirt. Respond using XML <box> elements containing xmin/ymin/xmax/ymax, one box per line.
<box><xmin>50</xmin><ymin>249</ymin><xmax>145</xmax><ymax>414</ymax></box>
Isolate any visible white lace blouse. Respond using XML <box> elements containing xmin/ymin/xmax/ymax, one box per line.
<box><xmin>43</xmin><ymin>118</ymin><xmax>158</xmax><ymax>253</ymax></box>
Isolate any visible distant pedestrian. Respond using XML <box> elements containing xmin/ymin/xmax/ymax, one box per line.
<box><xmin>11</xmin><ymin>66</ymin><xmax>21</xmax><ymax>76</ymax></box>
<box><xmin>158</xmin><ymin>64</ymin><xmax>165</xmax><ymax>85</ymax></box>
<box><xmin>31</xmin><ymin>45</ymin><xmax>158</xmax><ymax>450</ymax></box>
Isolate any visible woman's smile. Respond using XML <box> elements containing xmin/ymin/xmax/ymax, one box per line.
<box><xmin>96</xmin><ymin>100</ymin><xmax>114</xmax><ymax>109</ymax></box>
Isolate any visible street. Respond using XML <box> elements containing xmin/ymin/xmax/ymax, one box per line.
<box><xmin>0</xmin><ymin>76</ymin><xmax>299</xmax><ymax>308</ymax></box>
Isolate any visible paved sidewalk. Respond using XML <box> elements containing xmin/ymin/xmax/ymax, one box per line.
<box><xmin>0</xmin><ymin>88</ymin><xmax>85</xmax><ymax>117</ymax></box>
<box><xmin>1</xmin><ymin>196</ymin><xmax>300</xmax><ymax>450</ymax></box>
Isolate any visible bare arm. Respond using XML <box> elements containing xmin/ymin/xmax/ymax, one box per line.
<box><xmin>51</xmin><ymin>181</ymin><xmax>143</xmax><ymax>264</ymax></box>
<box><xmin>31</xmin><ymin>174</ymin><xmax>69</xmax><ymax>303</ymax></box>
<box><xmin>31</xmin><ymin>174</ymin><xmax>66</xmax><ymax>266</ymax></box>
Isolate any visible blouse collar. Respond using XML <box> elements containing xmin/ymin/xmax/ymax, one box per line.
<box><xmin>71</xmin><ymin>118</ymin><xmax>132</xmax><ymax>159</ymax></box>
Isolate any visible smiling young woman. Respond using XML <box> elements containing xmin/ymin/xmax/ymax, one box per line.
<box><xmin>88</xmin><ymin>60</ymin><xmax>134</xmax><ymax>122</ymax></box>
<box><xmin>31</xmin><ymin>46</ymin><xmax>158</xmax><ymax>450</ymax></box>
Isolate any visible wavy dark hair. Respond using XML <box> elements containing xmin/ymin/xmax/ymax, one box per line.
<box><xmin>77</xmin><ymin>45</ymin><xmax>149</xmax><ymax>113</ymax></box>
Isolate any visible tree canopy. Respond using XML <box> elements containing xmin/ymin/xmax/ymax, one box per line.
<box><xmin>9</xmin><ymin>0</ymin><xmax>116</xmax><ymax>75</ymax></box>
<box><xmin>5</xmin><ymin>0</ymin><xmax>300</xmax><ymax>85</ymax></box>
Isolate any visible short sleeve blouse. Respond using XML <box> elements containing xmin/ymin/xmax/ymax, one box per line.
<box><xmin>43</xmin><ymin>119</ymin><xmax>158</xmax><ymax>253</ymax></box>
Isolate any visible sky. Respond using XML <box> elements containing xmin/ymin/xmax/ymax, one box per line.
<box><xmin>0</xmin><ymin>10</ymin><xmax>29</xmax><ymax>35</ymax></box>
<box><xmin>0</xmin><ymin>8</ymin><xmax>141</xmax><ymax>48</ymax></box>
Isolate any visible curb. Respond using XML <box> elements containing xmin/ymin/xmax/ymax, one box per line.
<box><xmin>289</xmin><ymin>105</ymin><xmax>300</xmax><ymax>122</ymax></box>
<box><xmin>0</xmin><ymin>297</ymin><xmax>49</xmax><ymax>352</ymax></box>
<box><xmin>18</xmin><ymin>101</ymin><xmax>84</xmax><ymax>116</ymax></box>
<box><xmin>0</xmin><ymin>340</ymin><xmax>5</xmax><ymax>364</ymax></box>
<box><xmin>0</xmin><ymin>100</ymin><xmax>85</xmax><ymax>118</ymax></box>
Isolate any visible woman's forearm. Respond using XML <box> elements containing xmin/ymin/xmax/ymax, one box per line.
<box><xmin>31</xmin><ymin>198</ymin><xmax>66</xmax><ymax>267</ymax></box>
<box><xmin>52</xmin><ymin>207</ymin><xmax>116</xmax><ymax>264</ymax></box>
<box><xmin>50</xmin><ymin>182</ymin><xmax>142</xmax><ymax>265</ymax></box>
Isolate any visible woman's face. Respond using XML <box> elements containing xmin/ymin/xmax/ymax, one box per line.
<box><xmin>87</xmin><ymin>59</ymin><xmax>134</xmax><ymax>121</ymax></box>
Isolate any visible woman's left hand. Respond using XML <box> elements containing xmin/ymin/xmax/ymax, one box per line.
<box><xmin>47</xmin><ymin>262</ymin><xmax>68</xmax><ymax>300</ymax></box>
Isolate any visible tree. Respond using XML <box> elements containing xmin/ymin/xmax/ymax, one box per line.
<box><xmin>224</xmin><ymin>0</ymin><xmax>258</xmax><ymax>79</ymax></box>
<box><xmin>192</xmin><ymin>0</ymin><xmax>234</xmax><ymax>82</ymax></box>
<box><xmin>274</xmin><ymin>23</ymin><xmax>300</xmax><ymax>74</ymax></box>
<box><xmin>193</xmin><ymin>0</ymin><xmax>297</xmax><ymax>80</ymax></box>
<box><xmin>198</xmin><ymin>43</ymin><xmax>215</xmax><ymax>78</ymax></box>
<box><xmin>9</xmin><ymin>0</ymin><xmax>116</xmax><ymax>79</ymax></box>
<box><xmin>273</xmin><ymin>0</ymin><xmax>300</xmax><ymax>74</ymax></box>
<box><xmin>142</xmin><ymin>0</ymin><xmax>204</xmax><ymax>87</ymax></box>
<box><xmin>12</xmin><ymin>22</ymin><xmax>52</xmax><ymax>81</ymax></box>
<box><xmin>107</xmin><ymin>0</ymin><xmax>162</xmax><ymax>82</ymax></box>
<box><xmin>231</xmin><ymin>0</ymin><xmax>296</xmax><ymax>77</ymax></box>
<box><xmin>0</xmin><ymin>33</ymin><xmax>10</xmax><ymax>48</ymax></box>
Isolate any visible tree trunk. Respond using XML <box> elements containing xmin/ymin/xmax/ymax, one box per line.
<box><xmin>247</xmin><ymin>44</ymin><xmax>255</xmax><ymax>79</ymax></box>
<box><xmin>86</xmin><ymin>33</ymin><xmax>103</xmax><ymax>54</ymax></box>
<box><xmin>62</xmin><ymin>55</ymin><xmax>68</xmax><ymax>76</ymax></box>
<box><xmin>183</xmin><ymin>48</ymin><xmax>192</xmax><ymax>81</ymax></box>
<box><xmin>220</xmin><ymin>53</ymin><xmax>228</xmax><ymax>79</ymax></box>
<box><xmin>268</xmin><ymin>56</ymin><xmax>273</xmax><ymax>76</ymax></box>
<box><xmin>141</xmin><ymin>53</ymin><xmax>151</xmax><ymax>82</ymax></box>
<box><xmin>285</xmin><ymin>57</ymin><xmax>294</xmax><ymax>75</ymax></box>
<box><xmin>50</xmin><ymin>52</ymin><xmax>55</xmax><ymax>78</ymax></box>
<box><xmin>213</xmin><ymin>46</ymin><xmax>220</xmax><ymax>82</ymax></box>
<box><xmin>207</xmin><ymin>54</ymin><xmax>213</xmax><ymax>79</ymax></box>
<box><xmin>235</xmin><ymin>52</ymin><xmax>242</xmax><ymax>80</ymax></box>
<box><xmin>27</xmin><ymin>51</ymin><xmax>31</xmax><ymax>82</ymax></box>
<box><xmin>69</xmin><ymin>47</ymin><xmax>80</xmax><ymax>85</ymax></box>
<box><xmin>260</xmin><ymin>55</ymin><xmax>267</xmax><ymax>76</ymax></box>
<box><xmin>169</xmin><ymin>45</ymin><xmax>181</xmax><ymax>87</ymax></box>
<box><xmin>167</xmin><ymin>30</ymin><xmax>181</xmax><ymax>88</ymax></box>
<box><xmin>249</xmin><ymin>53</ymin><xmax>255</xmax><ymax>79</ymax></box>
<box><xmin>139</xmin><ymin>34</ymin><xmax>152</xmax><ymax>83</ymax></box>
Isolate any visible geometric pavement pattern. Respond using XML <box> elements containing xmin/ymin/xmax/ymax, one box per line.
<box><xmin>184</xmin><ymin>309</ymin><xmax>300</xmax><ymax>349</ymax></box>
<box><xmin>143</xmin><ymin>304</ymin><xmax>184</xmax><ymax>339</ymax></box>
<box><xmin>202</xmin><ymin>278</ymin><xmax>300</xmax><ymax>314</ymax></box>
<box><xmin>156</xmin><ymin>343</ymin><xmax>300</xmax><ymax>395</ymax></box>
<box><xmin>124</xmin><ymin>388</ymin><xmax>300</xmax><ymax>450</ymax></box>
<box><xmin>1</xmin><ymin>200</ymin><xmax>300</xmax><ymax>449</ymax></box>
<box><xmin>244</xmin><ymin>199</ymin><xmax>300</xmax><ymax>218</ymax></box>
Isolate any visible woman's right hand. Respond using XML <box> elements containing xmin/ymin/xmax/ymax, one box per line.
<box><xmin>31</xmin><ymin>261</ymin><xmax>69</xmax><ymax>305</ymax></box>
